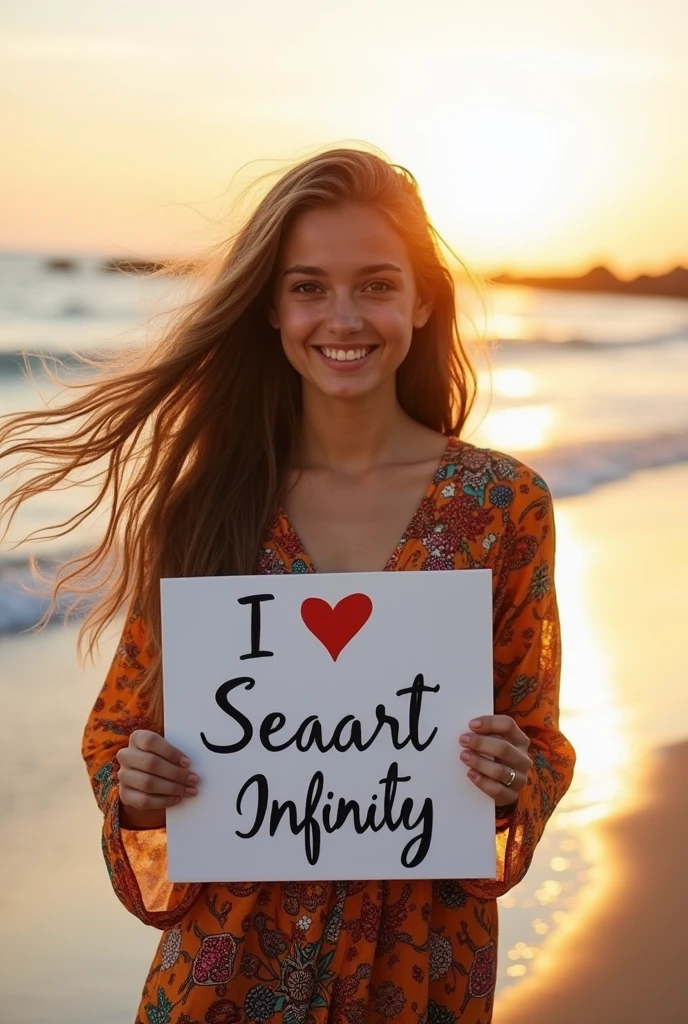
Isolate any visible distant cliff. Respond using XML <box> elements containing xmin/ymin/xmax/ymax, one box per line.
<box><xmin>492</xmin><ymin>265</ymin><xmax>688</xmax><ymax>300</ymax></box>
<box><xmin>41</xmin><ymin>255</ymin><xmax>688</xmax><ymax>300</ymax></box>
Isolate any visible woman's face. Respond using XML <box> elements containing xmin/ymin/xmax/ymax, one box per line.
<box><xmin>267</xmin><ymin>201</ymin><xmax>432</xmax><ymax>401</ymax></box>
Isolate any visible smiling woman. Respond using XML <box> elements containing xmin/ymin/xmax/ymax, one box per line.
<box><xmin>0</xmin><ymin>146</ymin><xmax>574</xmax><ymax>1024</ymax></box>
<box><xmin>268</xmin><ymin>206</ymin><xmax>432</xmax><ymax>396</ymax></box>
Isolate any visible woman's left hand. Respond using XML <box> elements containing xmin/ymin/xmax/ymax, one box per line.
<box><xmin>459</xmin><ymin>715</ymin><xmax>532</xmax><ymax>805</ymax></box>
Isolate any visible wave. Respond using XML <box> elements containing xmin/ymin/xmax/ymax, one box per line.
<box><xmin>2</xmin><ymin>429</ymin><xmax>688</xmax><ymax>636</ymax></box>
<box><xmin>517</xmin><ymin>429</ymin><xmax>688</xmax><ymax>498</ymax></box>
<box><xmin>489</xmin><ymin>327</ymin><xmax>688</xmax><ymax>353</ymax></box>
<box><xmin>1</xmin><ymin>329</ymin><xmax>686</xmax><ymax>379</ymax></box>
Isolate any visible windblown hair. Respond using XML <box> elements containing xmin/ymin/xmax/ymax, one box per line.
<box><xmin>0</xmin><ymin>146</ymin><xmax>479</xmax><ymax>726</ymax></box>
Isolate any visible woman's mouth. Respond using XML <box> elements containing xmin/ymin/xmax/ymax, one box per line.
<box><xmin>315</xmin><ymin>345</ymin><xmax>376</xmax><ymax>366</ymax></box>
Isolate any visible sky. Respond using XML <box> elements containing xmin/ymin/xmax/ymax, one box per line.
<box><xmin>1</xmin><ymin>0</ymin><xmax>687</xmax><ymax>276</ymax></box>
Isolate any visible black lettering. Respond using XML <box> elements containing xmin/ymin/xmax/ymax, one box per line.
<box><xmin>395</xmin><ymin>673</ymin><xmax>439</xmax><ymax>750</ymax></box>
<box><xmin>235</xmin><ymin>773</ymin><xmax>268</xmax><ymax>838</ymax></box>
<box><xmin>238</xmin><ymin>593</ymin><xmax>275</xmax><ymax>660</ymax></box>
<box><xmin>303</xmin><ymin>771</ymin><xmax>323</xmax><ymax>864</ymax></box>
<box><xmin>269</xmin><ymin>797</ymin><xmax>300</xmax><ymax>834</ymax></box>
<box><xmin>259</xmin><ymin>712</ymin><xmax>287</xmax><ymax>749</ymax></box>
<box><xmin>268</xmin><ymin>771</ymin><xmax>323</xmax><ymax>865</ymax></box>
<box><xmin>200</xmin><ymin>676</ymin><xmax>255</xmax><ymax>753</ymax></box>
<box><xmin>400</xmin><ymin>797</ymin><xmax>434</xmax><ymax>868</ymax></box>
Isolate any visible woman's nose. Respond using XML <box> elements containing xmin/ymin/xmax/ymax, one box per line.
<box><xmin>326</xmin><ymin>296</ymin><xmax>363</xmax><ymax>333</ymax></box>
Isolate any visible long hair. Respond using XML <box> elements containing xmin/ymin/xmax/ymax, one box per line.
<box><xmin>0</xmin><ymin>146</ymin><xmax>479</xmax><ymax>727</ymax></box>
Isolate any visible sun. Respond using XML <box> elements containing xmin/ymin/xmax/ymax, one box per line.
<box><xmin>394</xmin><ymin>102</ymin><xmax>604</xmax><ymax>268</ymax></box>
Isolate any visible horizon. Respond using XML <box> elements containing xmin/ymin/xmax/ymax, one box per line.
<box><xmin>2</xmin><ymin>1</ymin><xmax>687</xmax><ymax>278</ymax></box>
<box><xmin>3</xmin><ymin>247</ymin><xmax>686</xmax><ymax>285</ymax></box>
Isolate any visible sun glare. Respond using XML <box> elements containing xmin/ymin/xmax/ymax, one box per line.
<box><xmin>491</xmin><ymin>368</ymin><xmax>536</xmax><ymax>399</ymax></box>
<box><xmin>400</xmin><ymin>102</ymin><xmax>605</xmax><ymax>265</ymax></box>
<box><xmin>474</xmin><ymin>404</ymin><xmax>556</xmax><ymax>451</ymax></box>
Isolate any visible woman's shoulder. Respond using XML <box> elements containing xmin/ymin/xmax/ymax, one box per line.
<box><xmin>441</xmin><ymin>436</ymin><xmax>552</xmax><ymax>498</ymax></box>
<box><xmin>414</xmin><ymin>437</ymin><xmax>554</xmax><ymax>567</ymax></box>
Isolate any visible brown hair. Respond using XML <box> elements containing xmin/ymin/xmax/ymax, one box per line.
<box><xmin>0</xmin><ymin>145</ymin><xmax>479</xmax><ymax>726</ymax></box>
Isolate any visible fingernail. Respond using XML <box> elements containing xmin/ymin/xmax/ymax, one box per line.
<box><xmin>180</xmin><ymin>757</ymin><xmax>191</xmax><ymax>768</ymax></box>
<box><xmin>185</xmin><ymin>787</ymin><xmax>197</xmax><ymax>796</ymax></box>
<box><xmin>459</xmin><ymin>734</ymin><xmax>471</xmax><ymax>745</ymax></box>
<box><xmin>460</xmin><ymin>751</ymin><xmax>471</xmax><ymax>763</ymax></box>
<box><xmin>469</xmin><ymin>719</ymin><xmax>482</xmax><ymax>729</ymax></box>
<box><xmin>187</xmin><ymin>774</ymin><xmax>199</xmax><ymax>785</ymax></box>
<box><xmin>173</xmin><ymin>796</ymin><xmax>181</xmax><ymax>804</ymax></box>
<box><xmin>468</xmin><ymin>770</ymin><xmax>478</xmax><ymax>781</ymax></box>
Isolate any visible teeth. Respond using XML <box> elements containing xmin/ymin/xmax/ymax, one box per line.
<box><xmin>321</xmin><ymin>347</ymin><xmax>371</xmax><ymax>362</ymax></box>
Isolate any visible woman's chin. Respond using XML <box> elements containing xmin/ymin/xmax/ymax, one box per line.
<box><xmin>307</xmin><ymin>374</ymin><xmax>386</xmax><ymax>402</ymax></box>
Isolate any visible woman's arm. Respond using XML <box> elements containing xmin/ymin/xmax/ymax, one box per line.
<box><xmin>462</xmin><ymin>467</ymin><xmax>576</xmax><ymax>899</ymax></box>
<box><xmin>81</xmin><ymin>601</ymin><xmax>203</xmax><ymax>928</ymax></box>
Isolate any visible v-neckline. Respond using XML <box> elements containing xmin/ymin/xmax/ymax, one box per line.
<box><xmin>275</xmin><ymin>436</ymin><xmax>460</xmax><ymax>575</ymax></box>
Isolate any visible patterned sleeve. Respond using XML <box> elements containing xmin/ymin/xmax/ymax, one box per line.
<box><xmin>81</xmin><ymin>601</ymin><xmax>202</xmax><ymax>928</ymax></box>
<box><xmin>463</xmin><ymin>466</ymin><xmax>576</xmax><ymax>900</ymax></box>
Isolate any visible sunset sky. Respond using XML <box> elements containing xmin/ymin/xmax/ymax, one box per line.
<box><xmin>2</xmin><ymin>1</ymin><xmax>686</xmax><ymax>276</ymax></box>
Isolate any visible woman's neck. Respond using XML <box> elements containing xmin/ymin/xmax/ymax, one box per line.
<box><xmin>296</xmin><ymin>382</ymin><xmax>412</xmax><ymax>475</ymax></box>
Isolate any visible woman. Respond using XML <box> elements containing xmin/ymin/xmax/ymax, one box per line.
<box><xmin>1</xmin><ymin>148</ymin><xmax>575</xmax><ymax>1023</ymax></box>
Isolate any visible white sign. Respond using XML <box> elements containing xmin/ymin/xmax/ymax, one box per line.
<box><xmin>161</xmin><ymin>571</ymin><xmax>496</xmax><ymax>882</ymax></box>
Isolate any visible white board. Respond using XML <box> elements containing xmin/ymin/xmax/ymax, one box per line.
<box><xmin>161</xmin><ymin>570</ymin><xmax>496</xmax><ymax>882</ymax></box>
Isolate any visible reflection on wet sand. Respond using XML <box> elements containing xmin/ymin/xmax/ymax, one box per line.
<box><xmin>496</xmin><ymin>462</ymin><xmax>688</xmax><ymax>1005</ymax></box>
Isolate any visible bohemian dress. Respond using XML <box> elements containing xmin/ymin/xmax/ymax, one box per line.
<box><xmin>82</xmin><ymin>437</ymin><xmax>576</xmax><ymax>1024</ymax></box>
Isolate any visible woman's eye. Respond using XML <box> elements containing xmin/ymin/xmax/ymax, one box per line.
<box><xmin>292</xmin><ymin>282</ymin><xmax>320</xmax><ymax>293</ymax></box>
<box><xmin>366</xmin><ymin>280</ymin><xmax>394</xmax><ymax>292</ymax></box>
<box><xmin>291</xmin><ymin>280</ymin><xmax>394</xmax><ymax>294</ymax></box>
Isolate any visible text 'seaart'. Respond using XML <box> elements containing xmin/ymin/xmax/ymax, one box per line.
<box><xmin>161</xmin><ymin>571</ymin><xmax>496</xmax><ymax>882</ymax></box>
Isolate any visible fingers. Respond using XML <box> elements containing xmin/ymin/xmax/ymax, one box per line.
<box><xmin>130</xmin><ymin>729</ymin><xmax>191</xmax><ymax>768</ymax></box>
<box><xmin>117</xmin><ymin>729</ymin><xmax>199</xmax><ymax>813</ymax></box>
<box><xmin>459</xmin><ymin>732</ymin><xmax>532</xmax><ymax>775</ymax></box>
<box><xmin>466</xmin><ymin>765</ymin><xmax>521</xmax><ymax>805</ymax></box>
<box><xmin>461</xmin><ymin>748</ymin><xmax>525</xmax><ymax>788</ymax></box>
<box><xmin>118</xmin><ymin>788</ymin><xmax>181</xmax><ymax>812</ymax></box>
<box><xmin>118</xmin><ymin>766</ymin><xmax>196</xmax><ymax>801</ymax></box>
<box><xmin>119</xmin><ymin>730</ymin><xmax>195</xmax><ymax>785</ymax></box>
<box><xmin>460</xmin><ymin>718</ymin><xmax>532</xmax><ymax>805</ymax></box>
<box><xmin>469</xmin><ymin>715</ymin><xmax>521</xmax><ymax>738</ymax></box>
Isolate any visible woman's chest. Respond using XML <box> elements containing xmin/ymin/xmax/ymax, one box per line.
<box><xmin>282</xmin><ymin>464</ymin><xmax>439</xmax><ymax>574</ymax></box>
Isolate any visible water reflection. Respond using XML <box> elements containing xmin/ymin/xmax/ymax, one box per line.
<box><xmin>496</xmin><ymin>502</ymin><xmax>631</xmax><ymax>992</ymax></box>
<box><xmin>475</xmin><ymin>404</ymin><xmax>556</xmax><ymax>451</ymax></box>
<box><xmin>490</xmin><ymin>367</ymin><xmax>536</xmax><ymax>398</ymax></box>
<box><xmin>553</xmin><ymin>508</ymin><xmax>632</xmax><ymax>826</ymax></box>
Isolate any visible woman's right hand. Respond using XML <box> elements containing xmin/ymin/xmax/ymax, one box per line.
<box><xmin>116</xmin><ymin>729</ymin><xmax>199</xmax><ymax>830</ymax></box>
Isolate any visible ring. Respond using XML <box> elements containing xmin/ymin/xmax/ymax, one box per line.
<box><xmin>505</xmin><ymin>767</ymin><xmax>516</xmax><ymax>787</ymax></box>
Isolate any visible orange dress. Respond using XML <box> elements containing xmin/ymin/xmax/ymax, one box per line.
<box><xmin>82</xmin><ymin>437</ymin><xmax>575</xmax><ymax>1024</ymax></box>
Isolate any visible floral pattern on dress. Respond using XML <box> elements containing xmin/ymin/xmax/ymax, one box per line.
<box><xmin>81</xmin><ymin>436</ymin><xmax>576</xmax><ymax>1023</ymax></box>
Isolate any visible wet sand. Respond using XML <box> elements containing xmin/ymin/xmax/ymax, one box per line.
<box><xmin>495</xmin><ymin>739</ymin><xmax>688</xmax><ymax>1023</ymax></box>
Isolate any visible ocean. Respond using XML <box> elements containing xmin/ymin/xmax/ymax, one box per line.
<box><xmin>2</xmin><ymin>249</ymin><xmax>688</xmax><ymax>634</ymax></box>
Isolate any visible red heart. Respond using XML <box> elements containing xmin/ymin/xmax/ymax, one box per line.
<box><xmin>300</xmin><ymin>593</ymin><xmax>373</xmax><ymax>662</ymax></box>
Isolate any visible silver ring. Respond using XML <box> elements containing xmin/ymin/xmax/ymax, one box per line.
<box><xmin>505</xmin><ymin>767</ymin><xmax>516</xmax><ymax>787</ymax></box>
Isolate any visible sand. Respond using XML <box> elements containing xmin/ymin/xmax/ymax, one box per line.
<box><xmin>495</xmin><ymin>739</ymin><xmax>688</xmax><ymax>1023</ymax></box>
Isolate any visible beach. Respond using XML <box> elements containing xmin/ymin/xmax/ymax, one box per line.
<box><xmin>494</xmin><ymin>739</ymin><xmax>688</xmax><ymax>1023</ymax></box>
<box><xmin>1</xmin><ymin>461</ymin><xmax>686</xmax><ymax>1022</ymax></box>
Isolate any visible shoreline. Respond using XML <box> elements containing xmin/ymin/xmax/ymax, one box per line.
<box><xmin>495</xmin><ymin>739</ymin><xmax>688</xmax><ymax>1022</ymax></box>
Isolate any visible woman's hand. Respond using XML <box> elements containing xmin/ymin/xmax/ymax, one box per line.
<box><xmin>459</xmin><ymin>715</ymin><xmax>532</xmax><ymax>806</ymax></box>
<box><xmin>116</xmin><ymin>729</ymin><xmax>199</xmax><ymax>829</ymax></box>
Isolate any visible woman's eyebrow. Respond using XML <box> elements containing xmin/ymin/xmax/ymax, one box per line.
<box><xmin>282</xmin><ymin>263</ymin><xmax>404</xmax><ymax>277</ymax></box>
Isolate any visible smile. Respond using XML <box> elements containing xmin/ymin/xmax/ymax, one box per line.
<box><xmin>316</xmin><ymin>346</ymin><xmax>376</xmax><ymax>365</ymax></box>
